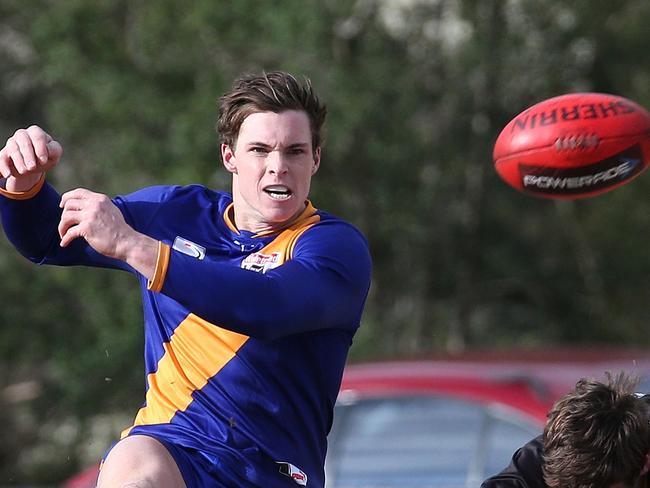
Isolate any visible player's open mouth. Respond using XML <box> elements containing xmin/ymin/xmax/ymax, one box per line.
<box><xmin>263</xmin><ymin>185</ymin><xmax>292</xmax><ymax>200</ymax></box>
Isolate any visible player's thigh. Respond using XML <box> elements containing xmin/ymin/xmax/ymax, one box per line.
<box><xmin>96</xmin><ymin>435</ymin><xmax>187</xmax><ymax>488</ymax></box>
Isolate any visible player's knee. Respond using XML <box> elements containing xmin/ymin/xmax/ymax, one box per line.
<box><xmin>120</xmin><ymin>482</ymin><xmax>155</xmax><ymax>488</ymax></box>
<box><xmin>97</xmin><ymin>475</ymin><xmax>160</xmax><ymax>488</ymax></box>
<box><xmin>97</xmin><ymin>477</ymin><xmax>154</xmax><ymax>488</ymax></box>
<box><xmin>97</xmin><ymin>435</ymin><xmax>186</xmax><ymax>488</ymax></box>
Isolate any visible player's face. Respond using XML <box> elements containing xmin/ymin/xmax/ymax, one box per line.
<box><xmin>221</xmin><ymin>110</ymin><xmax>320</xmax><ymax>233</ymax></box>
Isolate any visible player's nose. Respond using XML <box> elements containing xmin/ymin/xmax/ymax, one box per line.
<box><xmin>266</xmin><ymin>150</ymin><xmax>289</xmax><ymax>175</ymax></box>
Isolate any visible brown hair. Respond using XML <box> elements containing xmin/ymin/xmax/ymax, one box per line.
<box><xmin>217</xmin><ymin>71</ymin><xmax>327</xmax><ymax>155</ymax></box>
<box><xmin>542</xmin><ymin>372</ymin><xmax>650</xmax><ymax>488</ymax></box>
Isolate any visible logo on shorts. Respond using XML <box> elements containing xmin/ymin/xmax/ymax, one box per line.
<box><xmin>241</xmin><ymin>252</ymin><xmax>282</xmax><ymax>274</ymax></box>
<box><xmin>172</xmin><ymin>236</ymin><xmax>206</xmax><ymax>260</ymax></box>
<box><xmin>277</xmin><ymin>462</ymin><xmax>308</xmax><ymax>486</ymax></box>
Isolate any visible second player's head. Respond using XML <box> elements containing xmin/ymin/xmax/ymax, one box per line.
<box><xmin>543</xmin><ymin>372</ymin><xmax>650</xmax><ymax>488</ymax></box>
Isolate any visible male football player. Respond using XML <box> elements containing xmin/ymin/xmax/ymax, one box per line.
<box><xmin>0</xmin><ymin>71</ymin><xmax>372</xmax><ymax>488</ymax></box>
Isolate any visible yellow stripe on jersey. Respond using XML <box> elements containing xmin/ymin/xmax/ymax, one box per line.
<box><xmin>122</xmin><ymin>314</ymin><xmax>249</xmax><ymax>437</ymax></box>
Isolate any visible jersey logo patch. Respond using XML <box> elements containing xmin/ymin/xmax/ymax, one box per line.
<box><xmin>172</xmin><ymin>236</ymin><xmax>206</xmax><ymax>260</ymax></box>
<box><xmin>241</xmin><ymin>251</ymin><xmax>282</xmax><ymax>273</ymax></box>
<box><xmin>276</xmin><ymin>462</ymin><xmax>308</xmax><ymax>486</ymax></box>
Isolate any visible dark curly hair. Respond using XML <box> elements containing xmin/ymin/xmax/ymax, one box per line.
<box><xmin>542</xmin><ymin>372</ymin><xmax>650</xmax><ymax>488</ymax></box>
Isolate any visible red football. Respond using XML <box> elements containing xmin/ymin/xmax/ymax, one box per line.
<box><xmin>493</xmin><ymin>92</ymin><xmax>650</xmax><ymax>199</ymax></box>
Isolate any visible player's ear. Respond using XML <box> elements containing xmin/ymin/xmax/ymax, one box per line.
<box><xmin>221</xmin><ymin>143</ymin><xmax>237</xmax><ymax>174</ymax></box>
<box><xmin>311</xmin><ymin>147</ymin><xmax>321</xmax><ymax>175</ymax></box>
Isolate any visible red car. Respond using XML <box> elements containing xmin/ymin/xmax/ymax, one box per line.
<box><xmin>324</xmin><ymin>348</ymin><xmax>650</xmax><ymax>488</ymax></box>
<box><xmin>63</xmin><ymin>348</ymin><xmax>650</xmax><ymax>488</ymax></box>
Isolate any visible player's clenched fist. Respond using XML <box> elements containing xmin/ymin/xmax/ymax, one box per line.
<box><xmin>0</xmin><ymin>126</ymin><xmax>63</xmax><ymax>192</ymax></box>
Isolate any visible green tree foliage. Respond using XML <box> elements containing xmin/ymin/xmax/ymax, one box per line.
<box><xmin>1</xmin><ymin>0</ymin><xmax>650</xmax><ymax>483</ymax></box>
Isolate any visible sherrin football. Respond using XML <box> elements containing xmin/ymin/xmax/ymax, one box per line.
<box><xmin>493</xmin><ymin>93</ymin><xmax>650</xmax><ymax>199</ymax></box>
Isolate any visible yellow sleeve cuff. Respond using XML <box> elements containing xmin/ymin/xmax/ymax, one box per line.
<box><xmin>0</xmin><ymin>175</ymin><xmax>46</xmax><ymax>200</ymax></box>
<box><xmin>147</xmin><ymin>242</ymin><xmax>171</xmax><ymax>292</ymax></box>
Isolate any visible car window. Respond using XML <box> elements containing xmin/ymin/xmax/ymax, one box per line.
<box><xmin>475</xmin><ymin>408</ymin><xmax>541</xmax><ymax>485</ymax></box>
<box><xmin>636</xmin><ymin>377</ymin><xmax>650</xmax><ymax>393</ymax></box>
<box><xmin>325</xmin><ymin>395</ymin><xmax>541</xmax><ymax>488</ymax></box>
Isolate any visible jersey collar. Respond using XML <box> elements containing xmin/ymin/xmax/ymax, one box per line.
<box><xmin>223</xmin><ymin>200</ymin><xmax>318</xmax><ymax>237</ymax></box>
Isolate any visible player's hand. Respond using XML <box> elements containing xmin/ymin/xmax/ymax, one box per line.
<box><xmin>58</xmin><ymin>188</ymin><xmax>158</xmax><ymax>279</ymax></box>
<box><xmin>58</xmin><ymin>188</ymin><xmax>134</xmax><ymax>259</ymax></box>
<box><xmin>0</xmin><ymin>126</ymin><xmax>63</xmax><ymax>192</ymax></box>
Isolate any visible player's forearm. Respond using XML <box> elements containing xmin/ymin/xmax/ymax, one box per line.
<box><xmin>0</xmin><ymin>180</ymin><xmax>63</xmax><ymax>261</ymax></box>
<box><xmin>117</xmin><ymin>231</ymin><xmax>158</xmax><ymax>281</ymax></box>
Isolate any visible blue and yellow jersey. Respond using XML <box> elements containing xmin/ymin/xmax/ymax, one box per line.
<box><xmin>0</xmin><ymin>181</ymin><xmax>372</xmax><ymax>487</ymax></box>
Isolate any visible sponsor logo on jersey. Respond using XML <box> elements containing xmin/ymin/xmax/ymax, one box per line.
<box><xmin>519</xmin><ymin>144</ymin><xmax>643</xmax><ymax>195</ymax></box>
<box><xmin>172</xmin><ymin>236</ymin><xmax>206</xmax><ymax>260</ymax></box>
<box><xmin>241</xmin><ymin>251</ymin><xmax>282</xmax><ymax>273</ymax></box>
<box><xmin>277</xmin><ymin>462</ymin><xmax>308</xmax><ymax>486</ymax></box>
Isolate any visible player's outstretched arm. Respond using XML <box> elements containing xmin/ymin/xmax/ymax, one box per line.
<box><xmin>0</xmin><ymin>126</ymin><xmax>149</xmax><ymax>274</ymax></box>
<box><xmin>0</xmin><ymin>126</ymin><xmax>62</xmax><ymax>192</ymax></box>
<box><xmin>152</xmin><ymin>221</ymin><xmax>372</xmax><ymax>339</ymax></box>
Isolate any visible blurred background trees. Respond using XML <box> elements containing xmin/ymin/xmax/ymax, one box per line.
<box><xmin>1</xmin><ymin>0</ymin><xmax>650</xmax><ymax>483</ymax></box>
